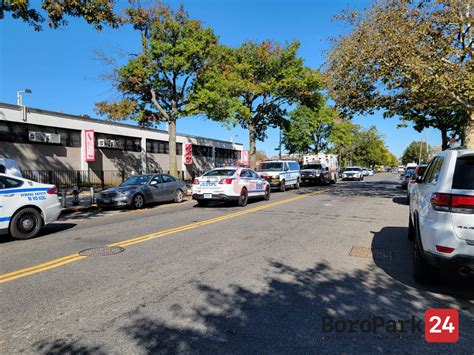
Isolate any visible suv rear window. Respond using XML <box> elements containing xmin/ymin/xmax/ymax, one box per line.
<box><xmin>452</xmin><ymin>156</ymin><xmax>474</xmax><ymax>190</ymax></box>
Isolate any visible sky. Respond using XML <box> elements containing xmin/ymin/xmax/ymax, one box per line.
<box><xmin>0</xmin><ymin>0</ymin><xmax>440</xmax><ymax>158</ymax></box>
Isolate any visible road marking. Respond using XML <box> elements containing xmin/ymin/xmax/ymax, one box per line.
<box><xmin>0</xmin><ymin>189</ymin><xmax>328</xmax><ymax>284</ymax></box>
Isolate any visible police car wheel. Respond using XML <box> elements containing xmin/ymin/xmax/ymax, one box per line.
<box><xmin>10</xmin><ymin>208</ymin><xmax>43</xmax><ymax>240</ymax></box>
<box><xmin>238</xmin><ymin>188</ymin><xmax>248</xmax><ymax>207</ymax></box>
<box><xmin>131</xmin><ymin>194</ymin><xmax>145</xmax><ymax>209</ymax></box>
<box><xmin>263</xmin><ymin>186</ymin><xmax>271</xmax><ymax>200</ymax></box>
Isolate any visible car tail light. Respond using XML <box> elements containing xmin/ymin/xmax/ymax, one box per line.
<box><xmin>431</xmin><ymin>192</ymin><xmax>474</xmax><ymax>213</ymax></box>
<box><xmin>193</xmin><ymin>179</ymin><xmax>200</xmax><ymax>185</ymax></box>
<box><xmin>47</xmin><ymin>187</ymin><xmax>58</xmax><ymax>195</ymax></box>
<box><xmin>219</xmin><ymin>178</ymin><xmax>233</xmax><ymax>184</ymax></box>
<box><xmin>435</xmin><ymin>245</ymin><xmax>455</xmax><ymax>254</ymax></box>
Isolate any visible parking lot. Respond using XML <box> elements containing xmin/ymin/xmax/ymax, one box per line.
<box><xmin>1</xmin><ymin>173</ymin><xmax>472</xmax><ymax>353</ymax></box>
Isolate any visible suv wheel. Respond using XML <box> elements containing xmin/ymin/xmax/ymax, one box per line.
<box><xmin>295</xmin><ymin>179</ymin><xmax>300</xmax><ymax>189</ymax></box>
<box><xmin>413</xmin><ymin>219</ymin><xmax>439</xmax><ymax>283</ymax></box>
<box><xmin>279</xmin><ymin>181</ymin><xmax>286</xmax><ymax>192</ymax></box>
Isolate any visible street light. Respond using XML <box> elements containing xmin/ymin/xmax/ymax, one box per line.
<box><xmin>17</xmin><ymin>89</ymin><xmax>32</xmax><ymax>106</ymax></box>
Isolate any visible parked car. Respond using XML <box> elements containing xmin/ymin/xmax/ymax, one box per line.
<box><xmin>97</xmin><ymin>174</ymin><xmax>187</xmax><ymax>209</ymax></box>
<box><xmin>302</xmin><ymin>154</ymin><xmax>338</xmax><ymax>183</ymax></box>
<box><xmin>300</xmin><ymin>163</ymin><xmax>330</xmax><ymax>185</ymax></box>
<box><xmin>367</xmin><ymin>169</ymin><xmax>374</xmax><ymax>176</ymax></box>
<box><xmin>192</xmin><ymin>167</ymin><xmax>270</xmax><ymax>207</ymax></box>
<box><xmin>409</xmin><ymin>147</ymin><xmax>474</xmax><ymax>282</ymax></box>
<box><xmin>0</xmin><ymin>173</ymin><xmax>61</xmax><ymax>240</ymax></box>
<box><xmin>257</xmin><ymin>160</ymin><xmax>301</xmax><ymax>191</ymax></box>
<box><xmin>407</xmin><ymin>164</ymin><xmax>427</xmax><ymax>200</ymax></box>
<box><xmin>341</xmin><ymin>167</ymin><xmax>364</xmax><ymax>181</ymax></box>
<box><xmin>361</xmin><ymin>168</ymin><xmax>369</xmax><ymax>176</ymax></box>
<box><xmin>401</xmin><ymin>166</ymin><xmax>417</xmax><ymax>190</ymax></box>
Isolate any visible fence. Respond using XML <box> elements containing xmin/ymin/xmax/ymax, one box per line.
<box><xmin>21</xmin><ymin>169</ymin><xmax>187</xmax><ymax>189</ymax></box>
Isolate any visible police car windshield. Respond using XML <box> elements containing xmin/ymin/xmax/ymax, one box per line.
<box><xmin>258</xmin><ymin>162</ymin><xmax>283</xmax><ymax>171</ymax></box>
<box><xmin>303</xmin><ymin>164</ymin><xmax>322</xmax><ymax>170</ymax></box>
<box><xmin>120</xmin><ymin>175</ymin><xmax>151</xmax><ymax>186</ymax></box>
<box><xmin>204</xmin><ymin>169</ymin><xmax>236</xmax><ymax>177</ymax></box>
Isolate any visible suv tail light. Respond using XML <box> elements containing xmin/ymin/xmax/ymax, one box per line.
<box><xmin>47</xmin><ymin>187</ymin><xmax>58</xmax><ymax>195</ymax></box>
<box><xmin>219</xmin><ymin>178</ymin><xmax>233</xmax><ymax>184</ymax></box>
<box><xmin>192</xmin><ymin>179</ymin><xmax>200</xmax><ymax>185</ymax></box>
<box><xmin>431</xmin><ymin>192</ymin><xmax>474</xmax><ymax>213</ymax></box>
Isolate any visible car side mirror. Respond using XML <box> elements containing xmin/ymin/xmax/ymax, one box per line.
<box><xmin>150</xmin><ymin>180</ymin><xmax>158</xmax><ymax>186</ymax></box>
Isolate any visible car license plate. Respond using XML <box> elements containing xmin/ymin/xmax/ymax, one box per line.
<box><xmin>204</xmin><ymin>194</ymin><xmax>212</xmax><ymax>199</ymax></box>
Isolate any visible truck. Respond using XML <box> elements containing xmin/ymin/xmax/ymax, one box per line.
<box><xmin>302</xmin><ymin>154</ymin><xmax>339</xmax><ymax>184</ymax></box>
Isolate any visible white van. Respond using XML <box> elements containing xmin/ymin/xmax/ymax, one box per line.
<box><xmin>257</xmin><ymin>160</ymin><xmax>301</xmax><ymax>192</ymax></box>
<box><xmin>0</xmin><ymin>158</ymin><xmax>22</xmax><ymax>177</ymax></box>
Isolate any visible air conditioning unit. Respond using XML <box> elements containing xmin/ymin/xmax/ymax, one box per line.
<box><xmin>46</xmin><ymin>133</ymin><xmax>61</xmax><ymax>144</ymax></box>
<box><xmin>29</xmin><ymin>131</ymin><xmax>48</xmax><ymax>143</ymax></box>
<box><xmin>98</xmin><ymin>138</ymin><xmax>120</xmax><ymax>148</ymax></box>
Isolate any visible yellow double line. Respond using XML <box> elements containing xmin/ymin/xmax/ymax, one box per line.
<box><xmin>0</xmin><ymin>189</ymin><xmax>327</xmax><ymax>284</ymax></box>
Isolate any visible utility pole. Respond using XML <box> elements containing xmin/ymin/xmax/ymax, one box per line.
<box><xmin>278</xmin><ymin>128</ymin><xmax>282</xmax><ymax>160</ymax></box>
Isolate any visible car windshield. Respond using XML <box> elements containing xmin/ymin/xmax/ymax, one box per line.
<box><xmin>203</xmin><ymin>169</ymin><xmax>236</xmax><ymax>177</ymax></box>
<box><xmin>346</xmin><ymin>167</ymin><xmax>361</xmax><ymax>171</ymax></box>
<box><xmin>120</xmin><ymin>175</ymin><xmax>151</xmax><ymax>186</ymax></box>
<box><xmin>258</xmin><ymin>162</ymin><xmax>283</xmax><ymax>171</ymax></box>
<box><xmin>303</xmin><ymin>164</ymin><xmax>322</xmax><ymax>170</ymax></box>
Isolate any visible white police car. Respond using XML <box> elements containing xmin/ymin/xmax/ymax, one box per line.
<box><xmin>192</xmin><ymin>167</ymin><xmax>270</xmax><ymax>207</ymax></box>
<box><xmin>0</xmin><ymin>173</ymin><xmax>61</xmax><ymax>240</ymax></box>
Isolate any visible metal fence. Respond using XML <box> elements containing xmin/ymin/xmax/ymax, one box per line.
<box><xmin>21</xmin><ymin>170</ymin><xmax>187</xmax><ymax>189</ymax></box>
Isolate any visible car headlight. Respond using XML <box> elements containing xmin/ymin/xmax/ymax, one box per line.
<box><xmin>118</xmin><ymin>190</ymin><xmax>132</xmax><ymax>196</ymax></box>
<box><xmin>342</xmin><ymin>174</ymin><xmax>347</xmax><ymax>177</ymax></box>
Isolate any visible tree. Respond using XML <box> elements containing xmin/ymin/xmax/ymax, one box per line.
<box><xmin>95</xmin><ymin>1</ymin><xmax>219</xmax><ymax>177</ymax></box>
<box><xmin>0</xmin><ymin>0</ymin><xmax>119</xmax><ymax>31</ymax></box>
<box><xmin>401</xmin><ymin>141</ymin><xmax>432</xmax><ymax>165</ymax></box>
<box><xmin>255</xmin><ymin>150</ymin><xmax>268</xmax><ymax>161</ymax></box>
<box><xmin>325</xmin><ymin>0</ymin><xmax>473</xmax><ymax>148</ymax></box>
<box><xmin>196</xmin><ymin>40</ymin><xmax>322</xmax><ymax>168</ymax></box>
<box><xmin>283</xmin><ymin>100</ymin><xmax>338</xmax><ymax>155</ymax></box>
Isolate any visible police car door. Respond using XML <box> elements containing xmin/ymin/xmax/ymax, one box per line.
<box><xmin>240</xmin><ymin>169</ymin><xmax>253</xmax><ymax>193</ymax></box>
<box><xmin>0</xmin><ymin>175</ymin><xmax>23</xmax><ymax>232</ymax></box>
<box><xmin>250</xmin><ymin>170</ymin><xmax>264</xmax><ymax>196</ymax></box>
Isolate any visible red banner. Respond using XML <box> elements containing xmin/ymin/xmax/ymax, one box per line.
<box><xmin>184</xmin><ymin>143</ymin><xmax>193</xmax><ymax>164</ymax></box>
<box><xmin>85</xmin><ymin>130</ymin><xmax>95</xmax><ymax>162</ymax></box>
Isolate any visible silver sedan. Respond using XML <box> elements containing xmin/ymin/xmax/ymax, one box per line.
<box><xmin>97</xmin><ymin>174</ymin><xmax>187</xmax><ymax>209</ymax></box>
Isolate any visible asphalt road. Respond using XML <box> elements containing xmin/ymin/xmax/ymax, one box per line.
<box><xmin>1</xmin><ymin>173</ymin><xmax>473</xmax><ymax>354</ymax></box>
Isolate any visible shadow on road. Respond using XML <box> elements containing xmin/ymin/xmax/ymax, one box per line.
<box><xmin>37</xmin><ymin>260</ymin><xmax>474</xmax><ymax>353</ymax></box>
<box><xmin>34</xmin><ymin>338</ymin><xmax>105</xmax><ymax>355</ymax></box>
<box><xmin>371</xmin><ymin>226</ymin><xmax>474</xmax><ymax>299</ymax></box>
<box><xmin>0</xmin><ymin>223</ymin><xmax>77</xmax><ymax>244</ymax></box>
<box><xmin>328</xmin><ymin>179</ymin><xmax>402</xmax><ymax>199</ymax></box>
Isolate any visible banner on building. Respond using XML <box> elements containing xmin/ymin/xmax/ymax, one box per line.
<box><xmin>85</xmin><ymin>130</ymin><xmax>95</xmax><ymax>162</ymax></box>
<box><xmin>184</xmin><ymin>143</ymin><xmax>193</xmax><ymax>164</ymax></box>
<box><xmin>241</xmin><ymin>150</ymin><xmax>249</xmax><ymax>165</ymax></box>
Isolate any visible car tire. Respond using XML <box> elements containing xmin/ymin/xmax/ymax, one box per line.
<box><xmin>238</xmin><ymin>188</ymin><xmax>248</xmax><ymax>207</ymax></box>
<box><xmin>408</xmin><ymin>212</ymin><xmax>415</xmax><ymax>241</ymax></box>
<box><xmin>413</xmin><ymin>218</ymin><xmax>439</xmax><ymax>283</ymax></box>
<box><xmin>131</xmin><ymin>193</ymin><xmax>145</xmax><ymax>209</ymax></box>
<box><xmin>174</xmin><ymin>189</ymin><xmax>184</xmax><ymax>203</ymax></box>
<box><xmin>295</xmin><ymin>179</ymin><xmax>300</xmax><ymax>189</ymax></box>
<box><xmin>330</xmin><ymin>176</ymin><xmax>337</xmax><ymax>184</ymax></box>
<box><xmin>279</xmin><ymin>181</ymin><xmax>286</xmax><ymax>192</ymax></box>
<box><xmin>197</xmin><ymin>200</ymin><xmax>209</xmax><ymax>207</ymax></box>
<box><xmin>10</xmin><ymin>207</ymin><xmax>43</xmax><ymax>240</ymax></box>
<box><xmin>263</xmin><ymin>186</ymin><xmax>271</xmax><ymax>200</ymax></box>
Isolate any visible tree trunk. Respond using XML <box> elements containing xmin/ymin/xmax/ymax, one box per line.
<box><xmin>168</xmin><ymin>117</ymin><xmax>178</xmax><ymax>177</ymax></box>
<box><xmin>465</xmin><ymin>112</ymin><xmax>474</xmax><ymax>149</ymax></box>
<box><xmin>248</xmin><ymin>123</ymin><xmax>257</xmax><ymax>169</ymax></box>
<box><xmin>441</xmin><ymin>128</ymin><xmax>448</xmax><ymax>151</ymax></box>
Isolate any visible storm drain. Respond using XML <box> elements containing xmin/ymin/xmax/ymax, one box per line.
<box><xmin>79</xmin><ymin>246</ymin><xmax>125</xmax><ymax>257</ymax></box>
<box><xmin>349</xmin><ymin>246</ymin><xmax>392</xmax><ymax>262</ymax></box>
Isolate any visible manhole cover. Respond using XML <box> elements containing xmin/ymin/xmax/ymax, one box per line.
<box><xmin>349</xmin><ymin>246</ymin><xmax>392</xmax><ymax>262</ymax></box>
<box><xmin>79</xmin><ymin>246</ymin><xmax>125</xmax><ymax>257</ymax></box>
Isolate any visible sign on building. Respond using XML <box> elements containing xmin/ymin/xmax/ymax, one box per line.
<box><xmin>85</xmin><ymin>130</ymin><xmax>95</xmax><ymax>162</ymax></box>
<box><xmin>184</xmin><ymin>143</ymin><xmax>193</xmax><ymax>164</ymax></box>
<box><xmin>241</xmin><ymin>150</ymin><xmax>249</xmax><ymax>165</ymax></box>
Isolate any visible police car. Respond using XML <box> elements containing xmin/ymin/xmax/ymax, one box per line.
<box><xmin>192</xmin><ymin>167</ymin><xmax>271</xmax><ymax>207</ymax></box>
<box><xmin>0</xmin><ymin>173</ymin><xmax>61</xmax><ymax>240</ymax></box>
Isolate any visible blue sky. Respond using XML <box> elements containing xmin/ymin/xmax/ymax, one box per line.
<box><xmin>0</xmin><ymin>0</ymin><xmax>440</xmax><ymax>157</ymax></box>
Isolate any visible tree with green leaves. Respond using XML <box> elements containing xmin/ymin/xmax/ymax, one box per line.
<box><xmin>283</xmin><ymin>100</ymin><xmax>338</xmax><ymax>155</ymax></box>
<box><xmin>401</xmin><ymin>141</ymin><xmax>432</xmax><ymax>165</ymax></box>
<box><xmin>0</xmin><ymin>0</ymin><xmax>119</xmax><ymax>31</ymax></box>
<box><xmin>325</xmin><ymin>0</ymin><xmax>473</xmax><ymax>148</ymax></box>
<box><xmin>95</xmin><ymin>1</ymin><xmax>219</xmax><ymax>177</ymax></box>
<box><xmin>196</xmin><ymin>40</ymin><xmax>322</xmax><ymax>168</ymax></box>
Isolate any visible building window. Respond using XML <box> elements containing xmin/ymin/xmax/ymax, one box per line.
<box><xmin>146</xmin><ymin>139</ymin><xmax>182</xmax><ymax>155</ymax></box>
<box><xmin>95</xmin><ymin>133</ymin><xmax>141</xmax><ymax>152</ymax></box>
<box><xmin>193</xmin><ymin>145</ymin><xmax>213</xmax><ymax>158</ymax></box>
<box><xmin>216</xmin><ymin>148</ymin><xmax>240</xmax><ymax>160</ymax></box>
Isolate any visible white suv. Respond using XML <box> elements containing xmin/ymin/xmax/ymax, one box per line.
<box><xmin>409</xmin><ymin>148</ymin><xmax>474</xmax><ymax>282</ymax></box>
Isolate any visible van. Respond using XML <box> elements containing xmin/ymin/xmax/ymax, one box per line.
<box><xmin>256</xmin><ymin>160</ymin><xmax>301</xmax><ymax>192</ymax></box>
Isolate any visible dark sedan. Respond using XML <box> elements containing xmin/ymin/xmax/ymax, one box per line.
<box><xmin>97</xmin><ymin>174</ymin><xmax>187</xmax><ymax>209</ymax></box>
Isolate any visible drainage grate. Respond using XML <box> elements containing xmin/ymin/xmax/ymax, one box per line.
<box><xmin>349</xmin><ymin>246</ymin><xmax>392</xmax><ymax>262</ymax></box>
<box><xmin>79</xmin><ymin>246</ymin><xmax>125</xmax><ymax>257</ymax></box>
